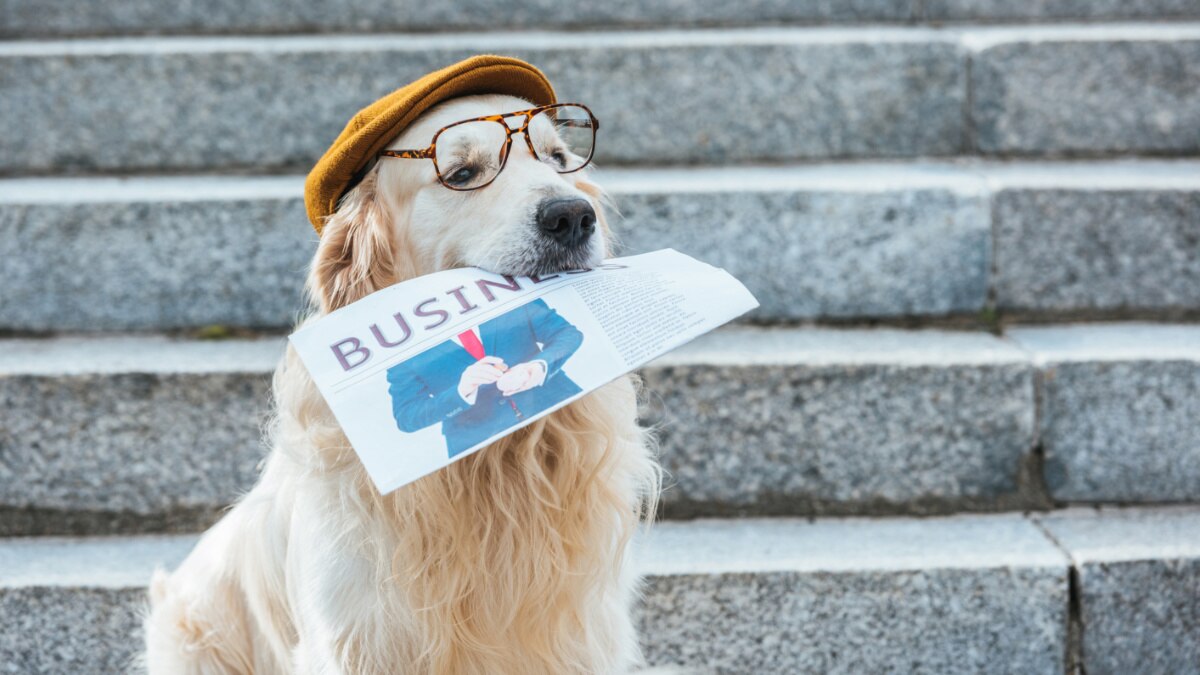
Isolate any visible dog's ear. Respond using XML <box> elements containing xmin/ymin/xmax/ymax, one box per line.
<box><xmin>309</xmin><ymin>168</ymin><xmax>408</xmax><ymax>313</ymax></box>
<box><xmin>574</xmin><ymin>175</ymin><xmax>616</xmax><ymax>256</ymax></box>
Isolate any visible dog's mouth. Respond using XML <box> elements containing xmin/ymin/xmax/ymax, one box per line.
<box><xmin>485</xmin><ymin>236</ymin><xmax>603</xmax><ymax>278</ymax></box>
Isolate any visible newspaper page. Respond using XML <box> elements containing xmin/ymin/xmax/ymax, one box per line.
<box><xmin>289</xmin><ymin>248</ymin><xmax>759</xmax><ymax>494</ymax></box>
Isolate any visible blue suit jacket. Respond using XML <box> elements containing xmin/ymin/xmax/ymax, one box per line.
<box><xmin>386</xmin><ymin>299</ymin><xmax>583</xmax><ymax>457</ymax></box>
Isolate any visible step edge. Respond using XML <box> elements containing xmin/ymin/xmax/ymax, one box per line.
<box><xmin>6</xmin><ymin>160</ymin><xmax>1200</xmax><ymax>204</ymax></box>
<box><xmin>1034</xmin><ymin>505</ymin><xmax>1200</xmax><ymax>563</ymax></box>
<box><xmin>1008</xmin><ymin>323</ymin><xmax>1200</xmax><ymax>363</ymax></box>
<box><xmin>5</xmin><ymin>22</ymin><xmax>1200</xmax><ymax>58</ymax></box>
<box><xmin>0</xmin><ymin>326</ymin><xmax>1047</xmax><ymax>376</ymax></box>
<box><xmin>0</xmin><ymin>513</ymin><xmax>1080</xmax><ymax>589</ymax></box>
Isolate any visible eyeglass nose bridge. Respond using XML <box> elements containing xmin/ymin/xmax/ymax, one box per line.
<box><xmin>498</xmin><ymin>111</ymin><xmax>543</xmax><ymax>166</ymax></box>
<box><xmin>502</xmin><ymin>112</ymin><xmax>533</xmax><ymax>132</ymax></box>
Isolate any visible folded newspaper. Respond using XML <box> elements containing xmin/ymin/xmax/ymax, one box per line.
<box><xmin>290</xmin><ymin>248</ymin><xmax>759</xmax><ymax>493</ymax></box>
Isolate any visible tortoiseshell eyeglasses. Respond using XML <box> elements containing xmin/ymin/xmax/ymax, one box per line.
<box><xmin>377</xmin><ymin>103</ymin><xmax>599</xmax><ymax>191</ymax></box>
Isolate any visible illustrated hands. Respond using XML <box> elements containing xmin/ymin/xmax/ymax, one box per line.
<box><xmin>496</xmin><ymin>361</ymin><xmax>548</xmax><ymax>397</ymax></box>
<box><xmin>457</xmin><ymin>356</ymin><xmax>507</xmax><ymax>404</ymax></box>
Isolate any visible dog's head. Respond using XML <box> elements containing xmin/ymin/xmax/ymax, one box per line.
<box><xmin>310</xmin><ymin>94</ymin><xmax>610</xmax><ymax>313</ymax></box>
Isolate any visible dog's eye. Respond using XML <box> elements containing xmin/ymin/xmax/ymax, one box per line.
<box><xmin>444</xmin><ymin>166</ymin><xmax>476</xmax><ymax>187</ymax></box>
<box><xmin>549</xmin><ymin>150</ymin><xmax>568</xmax><ymax>168</ymax></box>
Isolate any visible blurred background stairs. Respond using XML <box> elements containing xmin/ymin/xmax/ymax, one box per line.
<box><xmin>2</xmin><ymin>2</ymin><xmax>1199</xmax><ymax>673</ymax></box>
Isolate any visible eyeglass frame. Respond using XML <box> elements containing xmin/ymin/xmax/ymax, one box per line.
<box><xmin>376</xmin><ymin>102</ymin><xmax>600</xmax><ymax>191</ymax></box>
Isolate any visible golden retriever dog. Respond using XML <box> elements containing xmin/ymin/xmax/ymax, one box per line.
<box><xmin>143</xmin><ymin>94</ymin><xmax>662</xmax><ymax>674</ymax></box>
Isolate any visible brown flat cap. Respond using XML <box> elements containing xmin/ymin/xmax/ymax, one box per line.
<box><xmin>304</xmin><ymin>55</ymin><xmax>556</xmax><ymax>234</ymax></box>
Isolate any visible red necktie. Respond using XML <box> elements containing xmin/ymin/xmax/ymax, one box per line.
<box><xmin>457</xmin><ymin>328</ymin><xmax>523</xmax><ymax>419</ymax></box>
<box><xmin>458</xmin><ymin>329</ymin><xmax>485</xmax><ymax>360</ymax></box>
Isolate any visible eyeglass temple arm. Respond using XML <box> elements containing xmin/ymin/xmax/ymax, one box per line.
<box><xmin>378</xmin><ymin>148</ymin><xmax>433</xmax><ymax>159</ymax></box>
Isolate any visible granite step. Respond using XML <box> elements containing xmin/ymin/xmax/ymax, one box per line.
<box><xmin>7</xmin><ymin>508</ymin><xmax>1197</xmax><ymax>674</ymax></box>
<box><xmin>6</xmin><ymin>0</ymin><xmax>1200</xmax><ymax>38</ymax></box>
<box><xmin>0</xmin><ymin>27</ymin><xmax>968</xmax><ymax>173</ymax></box>
<box><xmin>922</xmin><ymin>0</ymin><xmax>1200</xmax><ymax>23</ymax></box>
<box><xmin>8</xmin><ymin>0</ymin><xmax>919</xmax><ymax>38</ymax></box>
<box><xmin>3</xmin><ymin>160</ymin><xmax>1198</xmax><ymax>332</ymax></box>
<box><xmin>3</xmin><ymin>24</ymin><xmax>1200</xmax><ymax>175</ymax></box>
<box><xmin>1009</xmin><ymin>324</ymin><xmax>1200</xmax><ymax>505</ymax></box>
<box><xmin>2</xmin><ymin>324</ymin><xmax>1198</xmax><ymax>536</ymax></box>
<box><xmin>0</xmin><ymin>512</ymin><xmax>1075</xmax><ymax>674</ymax></box>
<box><xmin>0</xmin><ymin>327</ymin><xmax>1034</xmax><ymax>534</ymax></box>
<box><xmin>1032</xmin><ymin>506</ymin><xmax>1200</xmax><ymax>675</ymax></box>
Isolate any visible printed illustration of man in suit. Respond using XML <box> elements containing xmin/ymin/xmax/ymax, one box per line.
<box><xmin>386</xmin><ymin>298</ymin><xmax>584</xmax><ymax>457</ymax></box>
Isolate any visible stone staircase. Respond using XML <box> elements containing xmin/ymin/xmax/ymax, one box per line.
<box><xmin>2</xmin><ymin>2</ymin><xmax>1199</xmax><ymax>673</ymax></box>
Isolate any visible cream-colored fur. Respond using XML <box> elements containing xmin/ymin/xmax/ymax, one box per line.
<box><xmin>143</xmin><ymin>95</ymin><xmax>662</xmax><ymax>674</ymax></box>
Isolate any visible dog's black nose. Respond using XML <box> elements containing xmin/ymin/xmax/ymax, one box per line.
<box><xmin>536</xmin><ymin>198</ymin><xmax>596</xmax><ymax>248</ymax></box>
